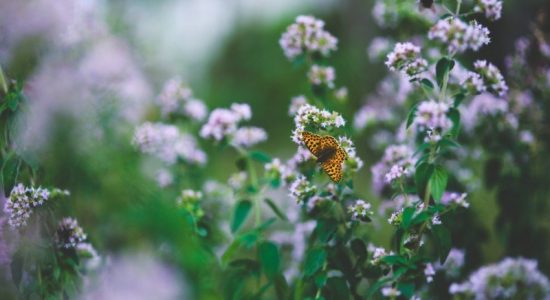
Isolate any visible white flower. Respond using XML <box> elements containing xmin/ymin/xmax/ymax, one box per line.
<box><xmin>368</xmin><ymin>37</ymin><xmax>393</xmax><ymax>61</ymax></box>
<box><xmin>428</xmin><ymin>18</ymin><xmax>490</xmax><ymax>53</ymax></box>
<box><xmin>292</xmin><ymin>104</ymin><xmax>345</xmax><ymax>143</ymax></box>
<box><xmin>381</xmin><ymin>287</ymin><xmax>401</xmax><ymax>297</ymax></box>
<box><xmin>230</xmin><ymin>103</ymin><xmax>252</xmax><ymax>121</ymax></box>
<box><xmin>449</xmin><ymin>257</ymin><xmax>550</xmax><ymax>298</ymax></box>
<box><xmin>431</xmin><ymin>214</ymin><xmax>442</xmax><ymax>225</ymax></box>
<box><xmin>200</xmin><ymin>108</ymin><xmax>241</xmax><ymax>141</ymax></box>
<box><xmin>289</xmin><ymin>175</ymin><xmax>317</xmax><ymax>204</ymax></box>
<box><xmin>473</xmin><ymin>60</ymin><xmax>508</xmax><ymax>97</ymax></box>
<box><xmin>156</xmin><ymin>169</ymin><xmax>173</xmax><ymax>188</ymax></box>
<box><xmin>55</xmin><ymin>217</ymin><xmax>87</xmax><ymax>249</ymax></box>
<box><xmin>307</xmin><ymin>65</ymin><xmax>336</xmax><ymax>88</ymax></box>
<box><xmin>288</xmin><ymin>95</ymin><xmax>308</xmax><ymax>116</ymax></box>
<box><xmin>134</xmin><ymin>122</ymin><xmax>206</xmax><ymax>165</ymax></box>
<box><xmin>384</xmin><ymin>164</ymin><xmax>410</xmax><ymax>184</ymax></box>
<box><xmin>441</xmin><ymin>192</ymin><xmax>469</xmax><ymax>208</ymax></box>
<box><xmin>3</xmin><ymin>184</ymin><xmax>68</xmax><ymax>229</ymax></box>
<box><xmin>474</xmin><ymin>0</ymin><xmax>503</xmax><ymax>21</ymax></box>
<box><xmin>279</xmin><ymin>15</ymin><xmax>337</xmax><ymax>60</ymax></box>
<box><xmin>462</xmin><ymin>71</ymin><xmax>487</xmax><ymax>94</ymax></box>
<box><xmin>231</xmin><ymin>127</ymin><xmax>267</xmax><ymax>148</ymax></box>
<box><xmin>414</xmin><ymin>100</ymin><xmax>452</xmax><ymax>132</ymax></box>
<box><xmin>371</xmin><ymin>145</ymin><xmax>415</xmax><ymax>195</ymax></box>
<box><xmin>348</xmin><ymin>200</ymin><xmax>373</xmax><ymax>220</ymax></box>
<box><xmin>385</xmin><ymin>42</ymin><xmax>428</xmax><ymax>80</ymax></box>
<box><xmin>183</xmin><ymin>99</ymin><xmax>208</xmax><ymax>121</ymax></box>
<box><xmin>425</xmin><ymin>263</ymin><xmax>436</xmax><ymax>283</ymax></box>
<box><xmin>228</xmin><ymin>172</ymin><xmax>248</xmax><ymax>190</ymax></box>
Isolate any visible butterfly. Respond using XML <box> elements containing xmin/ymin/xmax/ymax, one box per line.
<box><xmin>301</xmin><ymin>131</ymin><xmax>348</xmax><ymax>182</ymax></box>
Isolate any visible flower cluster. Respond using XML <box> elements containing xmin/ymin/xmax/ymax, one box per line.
<box><xmin>413</xmin><ymin>100</ymin><xmax>452</xmax><ymax>133</ymax></box>
<box><xmin>55</xmin><ymin>217</ymin><xmax>87</xmax><ymax>249</ymax></box>
<box><xmin>473</xmin><ymin>60</ymin><xmax>508</xmax><ymax>97</ymax></box>
<box><xmin>279</xmin><ymin>15</ymin><xmax>337</xmax><ymax>60</ymax></box>
<box><xmin>307</xmin><ymin>65</ymin><xmax>335</xmax><ymax>88</ymax></box>
<box><xmin>441</xmin><ymin>192</ymin><xmax>470</xmax><ymax>208</ymax></box>
<box><xmin>156</xmin><ymin>78</ymin><xmax>208</xmax><ymax>121</ymax></box>
<box><xmin>176</xmin><ymin>189</ymin><xmax>204</xmax><ymax>218</ymax></box>
<box><xmin>3</xmin><ymin>184</ymin><xmax>69</xmax><ymax>229</ymax></box>
<box><xmin>348</xmin><ymin>200</ymin><xmax>373</xmax><ymax>221</ymax></box>
<box><xmin>338</xmin><ymin>136</ymin><xmax>364</xmax><ymax>173</ymax></box>
<box><xmin>133</xmin><ymin>122</ymin><xmax>207</xmax><ymax>165</ymax></box>
<box><xmin>461</xmin><ymin>71</ymin><xmax>486</xmax><ymax>95</ymax></box>
<box><xmin>474</xmin><ymin>0</ymin><xmax>503</xmax><ymax>21</ymax></box>
<box><xmin>428</xmin><ymin>18</ymin><xmax>490</xmax><ymax>54</ymax></box>
<box><xmin>385</xmin><ymin>42</ymin><xmax>428</xmax><ymax>80</ymax></box>
<box><xmin>288</xmin><ymin>175</ymin><xmax>317</xmax><ymax>204</ymax></box>
<box><xmin>292</xmin><ymin>104</ymin><xmax>345</xmax><ymax>143</ymax></box>
<box><xmin>384</xmin><ymin>164</ymin><xmax>411</xmax><ymax>184</ymax></box>
<box><xmin>461</xmin><ymin>93</ymin><xmax>510</xmax><ymax>132</ymax></box>
<box><xmin>371</xmin><ymin>145</ymin><xmax>415</xmax><ymax>195</ymax></box>
<box><xmin>288</xmin><ymin>95</ymin><xmax>308</xmax><ymax>116</ymax></box>
<box><xmin>264</xmin><ymin>158</ymin><xmax>288</xmax><ymax>185</ymax></box>
<box><xmin>449</xmin><ymin>257</ymin><xmax>550</xmax><ymax>299</ymax></box>
<box><xmin>200</xmin><ymin>103</ymin><xmax>267</xmax><ymax>148</ymax></box>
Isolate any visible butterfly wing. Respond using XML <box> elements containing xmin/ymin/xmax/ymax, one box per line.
<box><xmin>301</xmin><ymin>131</ymin><xmax>323</xmax><ymax>157</ymax></box>
<box><xmin>319</xmin><ymin>136</ymin><xmax>347</xmax><ymax>182</ymax></box>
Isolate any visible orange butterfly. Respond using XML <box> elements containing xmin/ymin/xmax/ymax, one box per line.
<box><xmin>301</xmin><ymin>131</ymin><xmax>348</xmax><ymax>182</ymax></box>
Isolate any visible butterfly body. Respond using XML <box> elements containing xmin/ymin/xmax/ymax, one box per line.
<box><xmin>301</xmin><ymin>131</ymin><xmax>347</xmax><ymax>182</ymax></box>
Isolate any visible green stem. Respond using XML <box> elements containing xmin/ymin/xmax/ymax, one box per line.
<box><xmin>455</xmin><ymin>0</ymin><xmax>462</xmax><ymax>15</ymax></box>
<box><xmin>0</xmin><ymin>64</ymin><xmax>7</xmax><ymax>95</ymax></box>
<box><xmin>236</xmin><ymin>146</ymin><xmax>261</xmax><ymax>226</ymax></box>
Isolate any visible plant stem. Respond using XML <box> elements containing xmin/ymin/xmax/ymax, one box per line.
<box><xmin>438</xmin><ymin>69</ymin><xmax>450</xmax><ymax>102</ymax></box>
<box><xmin>237</xmin><ymin>146</ymin><xmax>261</xmax><ymax>226</ymax></box>
<box><xmin>456</xmin><ymin>0</ymin><xmax>462</xmax><ymax>15</ymax></box>
<box><xmin>0</xmin><ymin>64</ymin><xmax>7</xmax><ymax>95</ymax></box>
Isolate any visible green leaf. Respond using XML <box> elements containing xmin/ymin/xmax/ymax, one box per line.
<box><xmin>350</xmin><ymin>239</ymin><xmax>367</xmax><ymax>258</ymax></box>
<box><xmin>401</xmin><ymin>207</ymin><xmax>416</xmax><ymax>229</ymax></box>
<box><xmin>420</xmin><ymin>78</ymin><xmax>434</xmax><ymax>96</ymax></box>
<box><xmin>406</xmin><ymin>102</ymin><xmax>420</xmax><ymax>129</ymax></box>
<box><xmin>435</xmin><ymin>57</ymin><xmax>455</xmax><ymax>88</ymax></box>
<box><xmin>366</xmin><ymin>277</ymin><xmax>393</xmax><ymax>298</ymax></box>
<box><xmin>221</xmin><ymin>239</ymin><xmax>242</xmax><ymax>266</ymax></box>
<box><xmin>264</xmin><ymin>198</ymin><xmax>288</xmax><ymax>221</ymax></box>
<box><xmin>453</xmin><ymin>92</ymin><xmax>466</xmax><ymax>107</ymax></box>
<box><xmin>433</xmin><ymin>226</ymin><xmax>452</xmax><ymax>263</ymax></box>
<box><xmin>429</xmin><ymin>166</ymin><xmax>448</xmax><ymax>203</ymax></box>
<box><xmin>314</xmin><ymin>272</ymin><xmax>327</xmax><ymax>288</ymax></box>
<box><xmin>304</xmin><ymin>248</ymin><xmax>326</xmax><ymax>277</ymax></box>
<box><xmin>231</xmin><ymin>200</ymin><xmax>252</xmax><ymax>233</ymax></box>
<box><xmin>326</xmin><ymin>277</ymin><xmax>350</xmax><ymax>299</ymax></box>
<box><xmin>415</xmin><ymin>162</ymin><xmax>434</xmax><ymax>198</ymax></box>
<box><xmin>381</xmin><ymin>255</ymin><xmax>408</xmax><ymax>266</ymax></box>
<box><xmin>411</xmin><ymin>211</ymin><xmax>431</xmax><ymax>226</ymax></box>
<box><xmin>448</xmin><ymin>108</ymin><xmax>461</xmax><ymax>138</ymax></box>
<box><xmin>273</xmin><ymin>274</ymin><xmax>289</xmax><ymax>300</ymax></box>
<box><xmin>249</xmin><ymin>151</ymin><xmax>272</xmax><ymax>163</ymax></box>
<box><xmin>258</xmin><ymin>241</ymin><xmax>280</xmax><ymax>279</ymax></box>
<box><xmin>438</xmin><ymin>137</ymin><xmax>460</xmax><ymax>150</ymax></box>
<box><xmin>255</xmin><ymin>218</ymin><xmax>276</xmax><ymax>232</ymax></box>
<box><xmin>397</xmin><ymin>282</ymin><xmax>415</xmax><ymax>298</ymax></box>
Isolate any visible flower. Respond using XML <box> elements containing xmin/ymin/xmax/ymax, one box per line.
<box><xmin>156</xmin><ymin>169</ymin><xmax>174</xmax><ymax>188</ymax></box>
<box><xmin>428</xmin><ymin>17</ymin><xmax>490</xmax><ymax>54</ymax></box>
<box><xmin>55</xmin><ymin>217</ymin><xmax>87</xmax><ymax>249</ymax></box>
<box><xmin>414</xmin><ymin>100</ymin><xmax>452</xmax><ymax>132</ymax></box>
<box><xmin>3</xmin><ymin>184</ymin><xmax>69</xmax><ymax>229</ymax></box>
<box><xmin>338</xmin><ymin>136</ymin><xmax>364</xmax><ymax>173</ymax></box>
<box><xmin>388</xmin><ymin>208</ymin><xmax>403</xmax><ymax>226</ymax></box>
<box><xmin>368</xmin><ymin>244</ymin><xmax>391</xmax><ymax>265</ymax></box>
<box><xmin>228</xmin><ymin>172</ymin><xmax>248</xmax><ymax>190</ymax></box>
<box><xmin>385</xmin><ymin>42</ymin><xmax>428</xmax><ymax>80</ymax></box>
<box><xmin>230</xmin><ymin>126</ymin><xmax>267</xmax><ymax>148</ymax></box>
<box><xmin>474</xmin><ymin>0</ymin><xmax>503</xmax><ymax>21</ymax></box>
<box><xmin>461</xmin><ymin>93</ymin><xmax>509</xmax><ymax>132</ymax></box>
<box><xmin>156</xmin><ymin>78</ymin><xmax>207</xmax><ymax>121</ymax></box>
<box><xmin>291</xmin><ymin>104</ymin><xmax>345</xmax><ymax>143</ymax></box>
<box><xmin>176</xmin><ymin>189</ymin><xmax>204</xmax><ymax>218</ymax></box>
<box><xmin>289</xmin><ymin>175</ymin><xmax>317</xmax><ymax>204</ymax></box>
<box><xmin>425</xmin><ymin>263</ymin><xmax>436</xmax><ymax>283</ymax></box>
<box><xmin>133</xmin><ymin>122</ymin><xmax>207</xmax><ymax>165</ymax></box>
<box><xmin>371</xmin><ymin>145</ymin><xmax>415</xmax><ymax>195</ymax></box>
<box><xmin>381</xmin><ymin>287</ymin><xmax>401</xmax><ymax>297</ymax></box>
<box><xmin>473</xmin><ymin>60</ymin><xmax>508</xmax><ymax>97</ymax></box>
<box><xmin>441</xmin><ymin>192</ymin><xmax>470</xmax><ymax>208</ymax></box>
<box><xmin>288</xmin><ymin>95</ymin><xmax>308</xmax><ymax>116</ymax></box>
<box><xmin>449</xmin><ymin>257</ymin><xmax>550</xmax><ymax>299</ymax></box>
<box><xmin>265</xmin><ymin>158</ymin><xmax>287</xmax><ymax>184</ymax></box>
<box><xmin>368</xmin><ymin>37</ymin><xmax>393</xmax><ymax>61</ymax></box>
<box><xmin>348</xmin><ymin>200</ymin><xmax>373</xmax><ymax>221</ymax></box>
<box><xmin>200</xmin><ymin>103</ymin><xmax>253</xmax><ymax>142</ymax></box>
<box><xmin>462</xmin><ymin>71</ymin><xmax>487</xmax><ymax>94</ymax></box>
<box><xmin>307</xmin><ymin>65</ymin><xmax>336</xmax><ymax>88</ymax></box>
<box><xmin>384</xmin><ymin>164</ymin><xmax>411</xmax><ymax>184</ymax></box>
<box><xmin>279</xmin><ymin>15</ymin><xmax>337</xmax><ymax>60</ymax></box>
